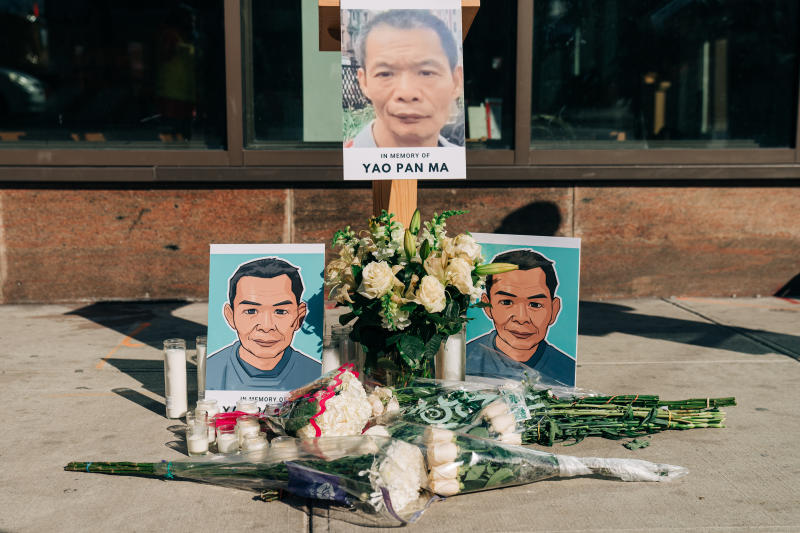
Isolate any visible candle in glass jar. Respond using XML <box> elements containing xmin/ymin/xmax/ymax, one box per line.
<box><xmin>187</xmin><ymin>433</ymin><xmax>209</xmax><ymax>455</ymax></box>
<box><xmin>216</xmin><ymin>429</ymin><xmax>238</xmax><ymax>454</ymax></box>
<box><xmin>236</xmin><ymin>399</ymin><xmax>259</xmax><ymax>414</ymax></box>
<box><xmin>163</xmin><ymin>339</ymin><xmax>188</xmax><ymax>419</ymax></box>
<box><xmin>241</xmin><ymin>435</ymin><xmax>268</xmax><ymax>458</ymax></box>
<box><xmin>195</xmin><ymin>335</ymin><xmax>207</xmax><ymax>401</ymax></box>
<box><xmin>321</xmin><ymin>334</ymin><xmax>342</xmax><ymax>374</ymax></box>
<box><xmin>235</xmin><ymin>416</ymin><xmax>261</xmax><ymax>445</ymax></box>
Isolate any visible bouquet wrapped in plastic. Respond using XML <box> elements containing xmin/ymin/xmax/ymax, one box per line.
<box><xmin>268</xmin><ymin>364</ymin><xmax>374</xmax><ymax>439</ymax></box>
<box><xmin>66</xmin><ymin>435</ymin><xmax>433</xmax><ymax>525</ymax></box>
<box><xmin>385</xmin><ymin>378</ymin><xmax>531</xmax><ymax>444</ymax></box>
<box><xmin>386</xmin><ymin>422</ymin><xmax>688</xmax><ymax>497</ymax></box>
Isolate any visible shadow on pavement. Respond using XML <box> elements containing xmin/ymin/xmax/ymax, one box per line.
<box><xmin>66</xmin><ymin>300</ymin><xmax>207</xmax><ymax>350</ymax></box>
<box><xmin>579</xmin><ymin>301</ymin><xmax>800</xmax><ymax>359</ymax></box>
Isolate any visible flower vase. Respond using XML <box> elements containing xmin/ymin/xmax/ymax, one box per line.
<box><xmin>435</xmin><ymin>327</ymin><xmax>466</xmax><ymax>381</ymax></box>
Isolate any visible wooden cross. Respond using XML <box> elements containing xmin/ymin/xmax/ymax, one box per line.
<box><xmin>319</xmin><ymin>0</ymin><xmax>480</xmax><ymax>226</ymax></box>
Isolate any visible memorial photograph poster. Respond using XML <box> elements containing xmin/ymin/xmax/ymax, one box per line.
<box><xmin>205</xmin><ymin>244</ymin><xmax>325</xmax><ymax>411</ymax></box>
<box><xmin>341</xmin><ymin>0</ymin><xmax>466</xmax><ymax>180</ymax></box>
<box><xmin>465</xmin><ymin>234</ymin><xmax>581</xmax><ymax>387</ymax></box>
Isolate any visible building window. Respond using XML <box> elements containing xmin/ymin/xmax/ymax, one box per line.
<box><xmin>245</xmin><ymin>0</ymin><xmax>516</xmax><ymax>150</ymax></box>
<box><xmin>0</xmin><ymin>1</ymin><xmax>226</xmax><ymax>149</ymax></box>
<box><xmin>531</xmin><ymin>0</ymin><xmax>799</xmax><ymax>149</ymax></box>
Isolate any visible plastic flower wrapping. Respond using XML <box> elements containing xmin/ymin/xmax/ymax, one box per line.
<box><xmin>327</xmin><ymin>209</ymin><xmax>517</xmax><ymax>381</ymax></box>
<box><xmin>268</xmin><ymin>364</ymin><xmax>374</xmax><ymax>439</ymax></box>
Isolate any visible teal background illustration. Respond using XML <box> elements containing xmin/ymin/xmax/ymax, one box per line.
<box><xmin>207</xmin><ymin>252</ymin><xmax>325</xmax><ymax>359</ymax></box>
<box><xmin>466</xmin><ymin>242</ymin><xmax>581</xmax><ymax>358</ymax></box>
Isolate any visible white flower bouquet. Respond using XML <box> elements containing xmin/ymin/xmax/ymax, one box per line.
<box><xmin>67</xmin><ymin>434</ymin><xmax>432</xmax><ymax>525</ymax></box>
<box><xmin>327</xmin><ymin>210</ymin><xmax>516</xmax><ymax>382</ymax></box>
<box><xmin>387</xmin><ymin>422</ymin><xmax>688</xmax><ymax>498</ymax></box>
<box><xmin>270</xmin><ymin>364</ymin><xmax>374</xmax><ymax>439</ymax></box>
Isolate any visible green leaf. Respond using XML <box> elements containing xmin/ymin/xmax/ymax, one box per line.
<box><xmin>338</xmin><ymin>312</ymin><xmax>356</xmax><ymax>326</ymax></box>
<box><xmin>398</xmin><ymin>335</ymin><xmax>425</xmax><ymax>370</ymax></box>
<box><xmin>485</xmin><ymin>467</ymin><xmax>514</xmax><ymax>488</ymax></box>
<box><xmin>467</xmin><ymin>426</ymin><xmax>490</xmax><ymax>439</ymax></box>
<box><xmin>464</xmin><ymin>464</ymin><xmax>486</xmax><ymax>481</ymax></box>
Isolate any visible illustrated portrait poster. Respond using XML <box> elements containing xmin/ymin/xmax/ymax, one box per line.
<box><xmin>341</xmin><ymin>0</ymin><xmax>466</xmax><ymax>180</ymax></box>
<box><xmin>465</xmin><ymin>234</ymin><xmax>581</xmax><ymax>387</ymax></box>
<box><xmin>205</xmin><ymin>244</ymin><xmax>325</xmax><ymax>411</ymax></box>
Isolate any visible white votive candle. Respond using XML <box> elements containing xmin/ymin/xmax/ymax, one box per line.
<box><xmin>187</xmin><ymin>433</ymin><xmax>209</xmax><ymax>456</ymax></box>
<box><xmin>236</xmin><ymin>399</ymin><xmax>259</xmax><ymax>414</ymax></box>
<box><xmin>236</xmin><ymin>416</ymin><xmax>261</xmax><ymax>445</ymax></box>
<box><xmin>164</xmin><ymin>339</ymin><xmax>188</xmax><ymax>419</ymax></box>
<box><xmin>216</xmin><ymin>432</ymin><xmax>239</xmax><ymax>454</ymax></box>
<box><xmin>241</xmin><ymin>435</ymin><xmax>268</xmax><ymax>459</ymax></box>
<box><xmin>321</xmin><ymin>335</ymin><xmax>342</xmax><ymax>374</ymax></box>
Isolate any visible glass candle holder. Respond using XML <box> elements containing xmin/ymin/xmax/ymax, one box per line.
<box><xmin>185</xmin><ymin>410</ymin><xmax>209</xmax><ymax>456</ymax></box>
<box><xmin>216</xmin><ymin>424</ymin><xmax>238</xmax><ymax>454</ymax></box>
<box><xmin>195</xmin><ymin>336</ymin><xmax>207</xmax><ymax>401</ymax></box>
<box><xmin>196</xmin><ymin>399</ymin><xmax>219</xmax><ymax>444</ymax></box>
<box><xmin>163</xmin><ymin>338</ymin><xmax>188</xmax><ymax>419</ymax></box>
<box><xmin>235</xmin><ymin>399</ymin><xmax>259</xmax><ymax>414</ymax></box>
<box><xmin>321</xmin><ymin>334</ymin><xmax>342</xmax><ymax>374</ymax></box>
<box><xmin>235</xmin><ymin>415</ymin><xmax>261</xmax><ymax>445</ymax></box>
<box><xmin>241</xmin><ymin>434</ymin><xmax>268</xmax><ymax>458</ymax></box>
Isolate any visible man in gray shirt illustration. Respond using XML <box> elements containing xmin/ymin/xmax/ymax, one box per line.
<box><xmin>466</xmin><ymin>250</ymin><xmax>575</xmax><ymax>386</ymax></box>
<box><xmin>207</xmin><ymin>258</ymin><xmax>321</xmax><ymax>391</ymax></box>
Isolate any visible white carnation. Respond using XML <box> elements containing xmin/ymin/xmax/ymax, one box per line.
<box><xmin>452</xmin><ymin>234</ymin><xmax>482</xmax><ymax>263</ymax></box>
<box><xmin>416</xmin><ymin>275</ymin><xmax>446</xmax><ymax>313</ymax></box>
<box><xmin>298</xmin><ymin>371</ymin><xmax>373</xmax><ymax>438</ymax></box>
<box><xmin>358</xmin><ymin>261</ymin><xmax>395</xmax><ymax>299</ymax></box>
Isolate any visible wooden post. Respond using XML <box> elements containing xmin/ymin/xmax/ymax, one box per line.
<box><xmin>320</xmin><ymin>0</ymin><xmax>479</xmax><ymax>227</ymax></box>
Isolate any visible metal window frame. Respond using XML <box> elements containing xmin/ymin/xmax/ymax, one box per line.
<box><xmin>1</xmin><ymin>0</ymin><xmax>799</xmax><ymax>181</ymax></box>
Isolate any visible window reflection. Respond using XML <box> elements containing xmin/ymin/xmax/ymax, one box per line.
<box><xmin>532</xmin><ymin>0</ymin><xmax>799</xmax><ymax>149</ymax></box>
<box><xmin>0</xmin><ymin>1</ymin><xmax>225</xmax><ymax>149</ymax></box>
<box><xmin>247</xmin><ymin>0</ymin><xmax>515</xmax><ymax>150</ymax></box>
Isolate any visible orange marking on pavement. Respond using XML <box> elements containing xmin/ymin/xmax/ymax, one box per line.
<box><xmin>95</xmin><ymin>322</ymin><xmax>151</xmax><ymax>369</ymax></box>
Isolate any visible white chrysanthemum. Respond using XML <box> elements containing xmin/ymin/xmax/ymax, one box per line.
<box><xmin>374</xmin><ymin>441</ymin><xmax>427</xmax><ymax>513</ymax></box>
<box><xmin>298</xmin><ymin>371</ymin><xmax>373</xmax><ymax>438</ymax></box>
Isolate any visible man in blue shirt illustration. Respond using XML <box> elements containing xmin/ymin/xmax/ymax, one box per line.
<box><xmin>207</xmin><ymin>258</ymin><xmax>321</xmax><ymax>391</ymax></box>
<box><xmin>466</xmin><ymin>250</ymin><xmax>575</xmax><ymax>386</ymax></box>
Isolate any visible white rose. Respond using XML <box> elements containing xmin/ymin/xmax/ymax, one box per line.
<box><xmin>429</xmin><ymin>478</ymin><xmax>460</xmax><ymax>496</ymax></box>
<box><xmin>358</xmin><ymin>261</ymin><xmax>395</xmax><ymax>299</ymax></box>
<box><xmin>489</xmin><ymin>413</ymin><xmax>516</xmax><ymax>435</ymax></box>
<box><xmin>363</xmin><ymin>425</ymin><xmax>391</xmax><ymax>437</ymax></box>
<box><xmin>416</xmin><ymin>275</ymin><xmax>446</xmax><ymax>313</ymax></box>
<box><xmin>481</xmin><ymin>399</ymin><xmax>509</xmax><ymax>420</ymax></box>
<box><xmin>445</xmin><ymin>257</ymin><xmax>474</xmax><ymax>296</ymax></box>
<box><xmin>428</xmin><ymin>461</ymin><xmax>460</xmax><ymax>481</ymax></box>
<box><xmin>424</xmin><ymin>426</ymin><xmax>455</xmax><ymax>446</ymax></box>
<box><xmin>385</xmin><ymin>396</ymin><xmax>401</xmax><ymax>414</ymax></box>
<box><xmin>497</xmin><ymin>432</ymin><xmax>522</xmax><ymax>445</ymax></box>
<box><xmin>427</xmin><ymin>442</ymin><xmax>458</xmax><ymax>466</ymax></box>
<box><xmin>368</xmin><ymin>394</ymin><xmax>385</xmax><ymax>417</ymax></box>
<box><xmin>452</xmin><ymin>234</ymin><xmax>482</xmax><ymax>263</ymax></box>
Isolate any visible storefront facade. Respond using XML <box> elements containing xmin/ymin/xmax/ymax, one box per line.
<box><xmin>0</xmin><ymin>1</ymin><xmax>797</xmax><ymax>302</ymax></box>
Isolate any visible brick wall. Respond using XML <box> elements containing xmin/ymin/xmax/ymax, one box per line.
<box><xmin>0</xmin><ymin>182</ymin><xmax>797</xmax><ymax>302</ymax></box>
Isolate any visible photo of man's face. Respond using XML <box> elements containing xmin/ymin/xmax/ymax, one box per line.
<box><xmin>357</xmin><ymin>23</ymin><xmax>463</xmax><ymax>148</ymax></box>
<box><xmin>223</xmin><ymin>275</ymin><xmax>307</xmax><ymax>364</ymax></box>
<box><xmin>482</xmin><ymin>268</ymin><xmax>562</xmax><ymax>359</ymax></box>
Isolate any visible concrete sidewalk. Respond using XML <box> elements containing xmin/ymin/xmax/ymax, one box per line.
<box><xmin>1</xmin><ymin>297</ymin><xmax>798</xmax><ymax>532</ymax></box>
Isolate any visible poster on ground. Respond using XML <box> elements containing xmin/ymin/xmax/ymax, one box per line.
<box><xmin>205</xmin><ymin>244</ymin><xmax>325</xmax><ymax>411</ymax></box>
<box><xmin>466</xmin><ymin>234</ymin><xmax>581</xmax><ymax>387</ymax></box>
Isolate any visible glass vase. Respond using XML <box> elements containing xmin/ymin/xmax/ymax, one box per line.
<box><xmin>435</xmin><ymin>327</ymin><xmax>466</xmax><ymax>381</ymax></box>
